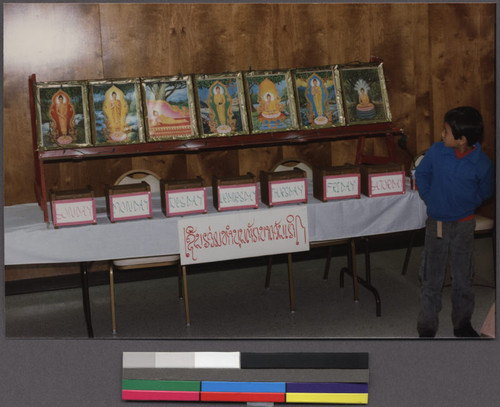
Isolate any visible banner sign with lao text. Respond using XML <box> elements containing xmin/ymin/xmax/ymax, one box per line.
<box><xmin>178</xmin><ymin>206</ymin><xmax>309</xmax><ymax>265</ymax></box>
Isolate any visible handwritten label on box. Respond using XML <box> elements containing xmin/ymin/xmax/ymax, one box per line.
<box><xmin>368</xmin><ymin>171</ymin><xmax>406</xmax><ymax>197</ymax></box>
<box><xmin>324</xmin><ymin>174</ymin><xmax>360</xmax><ymax>200</ymax></box>
<box><xmin>269</xmin><ymin>179</ymin><xmax>307</xmax><ymax>206</ymax></box>
<box><xmin>178</xmin><ymin>206</ymin><xmax>309</xmax><ymax>265</ymax></box>
<box><xmin>166</xmin><ymin>188</ymin><xmax>207</xmax><ymax>217</ymax></box>
<box><xmin>52</xmin><ymin>198</ymin><xmax>97</xmax><ymax>228</ymax></box>
<box><xmin>109</xmin><ymin>191</ymin><xmax>152</xmax><ymax>222</ymax></box>
<box><xmin>217</xmin><ymin>183</ymin><xmax>259</xmax><ymax>211</ymax></box>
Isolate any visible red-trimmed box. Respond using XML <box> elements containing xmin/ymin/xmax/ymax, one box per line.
<box><xmin>360</xmin><ymin>163</ymin><xmax>406</xmax><ymax>197</ymax></box>
<box><xmin>313</xmin><ymin>165</ymin><xmax>361</xmax><ymax>202</ymax></box>
<box><xmin>212</xmin><ymin>173</ymin><xmax>259</xmax><ymax>212</ymax></box>
<box><xmin>105</xmin><ymin>182</ymin><xmax>152</xmax><ymax>222</ymax></box>
<box><xmin>50</xmin><ymin>186</ymin><xmax>97</xmax><ymax>228</ymax></box>
<box><xmin>260</xmin><ymin>169</ymin><xmax>307</xmax><ymax>207</ymax></box>
<box><xmin>161</xmin><ymin>176</ymin><xmax>207</xmax><ymax>217</ymax></box>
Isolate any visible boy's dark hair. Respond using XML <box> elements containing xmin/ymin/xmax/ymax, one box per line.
<box><xmin>444</xmin><ymin>106</ymin><xmax>484</xmax><ymax>145</ymax></box>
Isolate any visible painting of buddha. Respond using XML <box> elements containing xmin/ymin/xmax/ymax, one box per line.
<box><xmin>142</xmin><ymin>76</ymin><xmax>196</xmax><ymax>141</ymax></box>
<box><xmin>194</xmin><ymin>73</ymin><xmax>248</xmax><ymax>137</ymax></box>
<box><xmin>244</xmin><ymin>71</ymin><xmax>298</xmax><ymax>133</ymax></box>
<box><xmin>90</xmin><ymin>79</ymin><xmax>145</xmax><ymax>145</ymax></box>
<box><xmin>35</xmin><ymin>81</ymin><xmax>91</xmax><ymax>150</ymax></box>
<box><xmin>294</xmin><ymin>67</ymin><xmax>344</xmax><ymax>129</ymax></box>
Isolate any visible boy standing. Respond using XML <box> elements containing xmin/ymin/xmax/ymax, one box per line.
<box><xmin>415</xmin><ymin>106</ymin><xmax>494</xmax><ymax>338</ymax></box>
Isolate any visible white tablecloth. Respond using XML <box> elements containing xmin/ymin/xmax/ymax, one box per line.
<box><xmin>4</xmin><ymin>181</ymin><xmax>427</xmax><ymax>265</ymax></box>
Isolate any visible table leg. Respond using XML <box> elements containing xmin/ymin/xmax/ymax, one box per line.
<box><xmin>347</xmin><ymin>239</ymin><xmax>360</xmax><ymax>301</ymax></box>
<box><xmin>341</xmin><ymin>238</ymin><xmax>381</xmax><ymax>317</ymax></box>
<box><xmin>79</xmin><ymin>261</ymin><xmax>94</xmax><ymax>338</ymax></box>
<box><xmin>265</xmin><ymin>256</ymin><xmax>273</xmax><ymax>289</ymax></box>
<box><xmin>287</xmin><ymin>253</ymin><xmax>295</xmax><ymax>313</ymax></box>
<box><xmin>182</xmin><ymin>265</ymin><xmax>191</xmax><ymax>326</ymax></box>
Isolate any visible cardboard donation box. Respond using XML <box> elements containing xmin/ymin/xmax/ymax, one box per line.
<box><xmin>161</xmin><ymin>176</ymin><xmax>207</xmax><ymax>217</ymax></box>
<box><xmin>361</xmin><ymin>163</ymin><xmax>406</xmax><ymax>197</ymax></box>
<box><xmin>50</xmin><ymin>187</ymin><xmax>97</xmax><ymax>228</ymax></box>
<box><xmin>313</xmin><ymin>164</ymin><xmax>361</xmax><ymax>202</ymax></box>
<box><xmin>212</xmin><ymin>172</ymin><xmax>259</xmax><ymax>211</ymax></box>
<box><xmin>105</xmin><ymin>182</ymin><xmax>152</xmax><ymax>222</ymax></box>
<box><xmin>260</xmin><ymin>168</ymin><xmax>307</xmax><ymax>207</ymax></box>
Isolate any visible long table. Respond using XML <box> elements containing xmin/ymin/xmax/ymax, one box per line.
<box><xmin>4</xmin><ymin>180</ymin><xmax>427</xmax><ymax>337</ymax></box>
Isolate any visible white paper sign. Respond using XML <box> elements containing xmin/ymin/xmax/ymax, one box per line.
<box><xmin>324</xmin><ymin>174</ymin><xmax>360</xmax><ymax>200</ymax></box>
<box><xmin>178</xmin><ymin>206</ymin><xmax>309</xmax><ymax>265</ymax></box>
<box><xmin>368</xmin><ymin>171</ymin><xmax>406</xmax><ymax>197</ymax></box>
<box><xmin>270</xmin><ymin>179</ymin><xmax>307</xmax><ymax>205</ymax></box>
<box><xmin>217</xmin><ymin>184</ymin><xmax>259</xmax><ymax>211</ymax></box>
<box><xmin>110</xmin><ymin>191</ymin><xmax>152</xmax><ymax>221</ymax></box>
<box><xmin>52</xmin><ymin>198</ymin><xmax>97</xmax><ymax>228</ymax></box>
<box><xmin>166</xmin><ymin>188</ymin><xmax>207</xmax><ymax>217</ymax></box>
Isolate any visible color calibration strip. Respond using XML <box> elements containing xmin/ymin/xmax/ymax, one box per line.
<box><xmin>122</xmin><ymin>352</ymin><xmax>369</xmax><ymax>404</ymax></box>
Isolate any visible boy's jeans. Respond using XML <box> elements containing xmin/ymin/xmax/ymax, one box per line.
<box><xmin>417</xmin><ymin>217</ymin><xmax>476</xmax><ymax>336</ymax></box>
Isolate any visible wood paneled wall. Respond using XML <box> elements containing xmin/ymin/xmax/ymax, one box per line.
<box><xmin>3</xmin><ymin>3</ymin><xmax>496</xmax><ymax>209</ymax></box>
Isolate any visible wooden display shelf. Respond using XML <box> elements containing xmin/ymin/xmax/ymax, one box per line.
<box><xmin>29</xmin><ymin>74</ymin><xmax>404</xmax><ymax>222</ymax></box>
<box><xmin>37</xmin><ymin>121</ymin><xmax>401</xmax><ymax>161</ymax></box>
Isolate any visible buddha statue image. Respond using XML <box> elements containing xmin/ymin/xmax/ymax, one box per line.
<box><xmin>353</xmin><ymin>79</ymin><xmax>376</xmax><ymax>120</ymax></box>
<box><xmin>49</xmin><ymin>90</ymin><xmax>75</xmax><ymax>145</ymax></box>
<box><xmin>257</xmin><ymin>78</ymin><xmax>286</xmax><ymax>129</ymax></box>
<box><xmin>103</xmin><ymin>85</ymin><xmax>129</xmax><ymax>141</ymax></box>
<box><xmin>208</xmin><ymin>83</ymin><xmax>233</xmax><ymax>134</ymax></box>
<box><xmin>306</xmin><ymin>75</ymin><xmax>330</xmax><ymax>125</ymax></box>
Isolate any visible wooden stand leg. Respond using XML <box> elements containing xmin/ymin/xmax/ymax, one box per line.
<box><xmin>177</xmin><ymin>263</ymin><xmax>184</xmax><ymax>299</ymax></box>
<box><xmin>182</xmin><ymin>266</ymin><xmax>190</xmax><ymax>326</ymax></box>
<box><xmin>287</xmin><ymin>253</ymin><xmax>295</xmax><ymax>313</ymax></box>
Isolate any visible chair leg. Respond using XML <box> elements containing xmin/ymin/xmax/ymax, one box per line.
<box><xmin>323</xmin><ymin>246</ymin><xmax>333</xmax><ymax>280</ymax></box>
<box><xmin>109</xmin><ymin>262</ymin><xmax>117</xmax><ymax>335</ymax></box>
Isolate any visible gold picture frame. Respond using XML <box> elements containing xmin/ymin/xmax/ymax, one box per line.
<box><xmin>294</xmin><ymin>65</ymin><xmax>345</xmax><ymax>129</ymax></box>
<box><xmin>33</xmin><ymin>80</ymin><xmax>92</xmax><ymax>150</ymax></box>
<box><xmin>141</xmin><ymin>75</ymin><xmax>199</xmax><ymax>141</ymax></box>
<box><xmin>89</xmin><ymin>78</ymin><xmax>146</xmax><ymax>146</ymax></box>
<box><xmin>339</xmin><ymin>62</ymin><xmax>392</xmax><ymax>125</ymax></box>
<box><xmin>194</xmin><ymin>72</ymin><xmax>249</xmax><ymax>138</ymax></box>
<box><xmin>244</xmin><ymin>70</ymin><xmax>299</xmax><ymax>134</ymax></box>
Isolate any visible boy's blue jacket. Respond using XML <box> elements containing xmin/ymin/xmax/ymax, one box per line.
<box><xmin>415</xmin><ymin>141</ymin><xmax>494</xmax><ymax>221</ymax></box>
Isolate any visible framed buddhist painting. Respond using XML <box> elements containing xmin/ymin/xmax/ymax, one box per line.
<box><xmin>243</xmin><ymin>70</ymin><xmax>299</xmax><ymax>134</ymax></box>
<box><xmin>339</xmin><ymin>62</ymin><xmax>392</xmax><ymax>125</ymax></box>
<box><xmin>89</xmin><ymin>78</ymin><xmax>146</xmax><ymax>146</ymax></box>
<box><xmin>33</xmin><ymin>81</ymin><xmax>92</xmax><ymax>150</ymax></box>
<box><xmin>294</xmin><ymin>66</ymin><xmax>345</xmax><ymax>129</ymax></box>
<box><xmin>194</xmin><ymin>72</ymin><xmax>249</xmax><ymax>137</ymax></box>
<box><xmin>141</xmin><ymin>75</ymin><xmax>198</xmax><ymax>141</ymax></box>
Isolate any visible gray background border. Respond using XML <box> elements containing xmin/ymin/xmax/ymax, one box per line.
<box><xmin>1</xmin><ymin>0</ymin><xmax>499</xmax><ymax>406</ymax></box>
